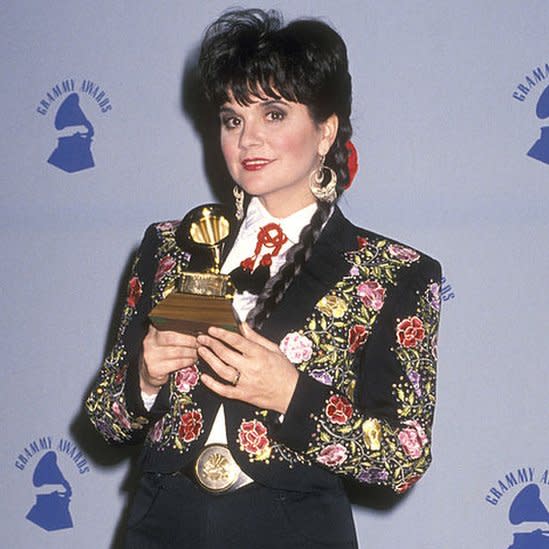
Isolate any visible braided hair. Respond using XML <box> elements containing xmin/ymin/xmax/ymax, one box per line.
<box><xmin>199</xmin><ymin>9</ymin><xmax>353</xmax><ymax>329</ymax></box>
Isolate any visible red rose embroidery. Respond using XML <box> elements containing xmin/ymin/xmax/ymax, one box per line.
<box><xmin>127</xmin><ymin>276</ymin><xmax>142</xmax><ymax>308</ymax></box>
<box><xmin>395</xmin><ymin>475</ymin><xmax>422</xmax><ymax>494</ymax></box>
<box><xmin>174</xmin><ymin>365</ymin><xmax>200</xmax><ymax>393</ymax></box>
<box><xmin>356</xmin><ymin>235</ymin><xmax>368</xmax><ymax>249</ymax></box>
<box><xmin>326</xmin><ymin>395</ymin><xmax>353</xmax><ymax>425</ymax></box>
<box><xmin>154</xmin><ymin>255</ymin><xmax>176</xmax><ymax>282</ymax></box>
<box><xmin>348</xmin><ymin>325</ymin><xmax>368</xmax><ymax>353</ymax></box>
<box><xmin>397</xmin><ymin>316</ymin><xmax>425</xmax><ymax>348</ymax></box>
<box><xmin>114</xmin><ymin>365</ymin><xmax>127</xmax><ymax>386</ymax></box>
<box><xmin>178</xmin><ymin>410</ymin><xmax>202</xmax><ymax>443</ymax></box>
<box><xmin>316</xmin><ymin>444</ymin><xmax>348</xmax><ymax>467</ymax></box>
<box><xmin>238</xmin><ymin>420</ymin><xmax>270</xmax><ymax>456</ymax></box>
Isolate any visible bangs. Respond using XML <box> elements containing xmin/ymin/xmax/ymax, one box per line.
<box><xmin>205</xmin><ymin>52</ymin><xmax>304</xmax><ymax>108</ymax></box>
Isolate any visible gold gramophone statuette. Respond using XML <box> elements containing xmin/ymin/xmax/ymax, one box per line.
<box><xmin>149</xmin><ymin>205</ymin><xmax>238</xmax><ymax>334</ymax></box>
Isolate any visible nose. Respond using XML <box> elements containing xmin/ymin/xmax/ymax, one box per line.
<box><xmin>238</xmin><ymin>118</ymin><xmax>263</xmax><ymax>149</ymax></box>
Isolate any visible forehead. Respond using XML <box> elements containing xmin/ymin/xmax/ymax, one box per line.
<box><xmin>220</xmin><ymin>90</ymin><xmax>309</xmax><ymax>116</ymax></box>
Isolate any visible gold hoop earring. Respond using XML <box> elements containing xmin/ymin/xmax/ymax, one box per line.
<box><xmin>309</xmin><ymin>156</ymin><xmax>337</xmax><ymax>203</ymax></box>
<box><xmin>233</xmin><ymin>185</ymin><xmax>245</xmax><ymax>220</ymax></box>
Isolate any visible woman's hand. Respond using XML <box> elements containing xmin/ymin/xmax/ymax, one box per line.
<box><xmin>197</xmin><ymin>323</ymin><xmax>299</xmax><ymax>415</ymax></box>
<box><xmin>140</xmin><ymin>325</ymin><xmax>198</xmax><ymax>395</ymax></box>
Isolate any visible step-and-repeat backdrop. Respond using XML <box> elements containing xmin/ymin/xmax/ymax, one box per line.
<box><xmin>2</xmin><ymin>1</ymin><xmax>548</xmax><ymax>547</ymax></box>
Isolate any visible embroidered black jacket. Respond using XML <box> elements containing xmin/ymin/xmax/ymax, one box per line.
<box><xmin>86</xmin><ymin>207</ymin><xmax>442</xmax><ymax>494</ymax></box>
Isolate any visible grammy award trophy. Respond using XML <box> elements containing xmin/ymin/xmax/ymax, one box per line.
<box><xmin>149</xmin><ymin>205</ymin><xmax>238</xmax><ymax>334</ymax></box>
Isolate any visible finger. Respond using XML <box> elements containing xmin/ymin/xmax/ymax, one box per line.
<box><xmin>196</xmin><ymin>333</ymin><xmax>243</xmax><ymax>366</ymax></box>
<box><xmin>197</xmin><ymin>346</ymin><xmax>240</xmax><ymax>384</ymax></box>
<box><xmin>200</xmin><ymin>373</ymin><xmax>237</xmax><ymax>399</ymax></box>
<box><xmin>151</xmin><ymin>346</ymin><xmax>198</xmax><ymax>361</ymax></box>
<box><xmin>207</xmin><ymin>326</ymin><xmax>255</xmax><ymax>355</ymax></box>
<box><xmin>239</xmin><ymin>323</ymin><xmax>279</xmax><ymax>352</ymax></box>
<box><xmin>147</xmin><ymin>357</ymin><xmax>197</xmax><ymax>375</ymax></box>
<box><xmin>154</xmin><ymin>329</ymin><xmax>198</xmax><ymax>348</ymax></box>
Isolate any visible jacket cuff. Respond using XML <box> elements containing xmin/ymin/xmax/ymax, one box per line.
<box><xmin>124</xmin><ymin>357</ymin><xmax>148</xmax><ymax>416</ymax></box>
<box><xmin>274</xmin><ymin>371</ymin><xmax>332</xmax><ymax>452</ymax></box>
<box><xmin>124</xmin><ymin>357</ymin><xmax>171</xmax><ymax>419</ymax></box>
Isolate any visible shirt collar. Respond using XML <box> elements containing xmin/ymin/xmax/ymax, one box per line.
<box><xmin>242</xmin><ymin>197</ymin><xmax>318</xmax><ymax>244</ymax></box>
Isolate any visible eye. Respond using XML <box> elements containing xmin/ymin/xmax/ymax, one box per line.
<box><xmin>266</xmin><ymin>110</ymin><xmax>285</xmax><ymax>122</ymax></box>
<box><xmin>220</xmin><ymin>115</ymin><xmax>241</xmax><ymax>130</ymax></box>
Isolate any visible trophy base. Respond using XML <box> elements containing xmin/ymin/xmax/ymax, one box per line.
<box><xmin>149</xmin><ymin>291</ymin><xmax>238</xmax><ymax>335</ymax></box>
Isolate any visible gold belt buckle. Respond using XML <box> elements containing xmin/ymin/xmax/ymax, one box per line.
<box><xmin>194</xmin><ymin>444</ymin><xmax>240</xmax><ymax>493</ymax></box>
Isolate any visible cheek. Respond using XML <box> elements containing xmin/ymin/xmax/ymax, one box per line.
<box><xmin>220</xmin><ymin>134</ymin><xmax>239</xmax><ymax>172</ymax></box>
<box><xmin>278</xmin><ymin>125</ymin><xmax>321</xmax><ymax>165</ymax></box>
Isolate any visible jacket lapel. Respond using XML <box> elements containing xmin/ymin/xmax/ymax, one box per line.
<box><xmin>260</xmin><ymin>207</ymin><xmax>358</xmax><ymax>344</ymax></box>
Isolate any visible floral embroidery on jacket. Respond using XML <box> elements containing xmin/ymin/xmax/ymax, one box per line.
<box><xmin>303</xmin><ymin>275</ymin><xmax>440</xmax><ymax>493</ymax></box>
<box><xmin>237</xmin><ymin>236</ymin><xmax>440</xmax><ymax>493</ymax></box>
<box><xmin>86</xmin><ymin>221</ymin><xmax>195</xmax><ymax>445</ymax></box>
<box><xmin>86</xmin><ymin>218</ymin><xmax>441</xmax><ymax>494</ymax></box>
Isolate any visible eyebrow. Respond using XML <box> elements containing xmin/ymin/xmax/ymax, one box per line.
<box><xmin>219</xmin><ymin>99</ymin><xmax>289</xmax><ymax>114</ymax></box>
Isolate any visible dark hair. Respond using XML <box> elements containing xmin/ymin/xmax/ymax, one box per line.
<box><xmin>199</xmin><ymin>8</ymin><xmax>353</xmax><ymax>328</ymax></box>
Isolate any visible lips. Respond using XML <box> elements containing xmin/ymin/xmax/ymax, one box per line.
<box><xmin>241</xmin><ymin>158</ymin><xmax>273</xmax><ymax>171</ymax></box>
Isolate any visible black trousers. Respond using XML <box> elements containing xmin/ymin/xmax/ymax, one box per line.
<box><xmin>125</xmin><ymin>472</ymin><xmax>359</xmax><ymax>549</ymax></box>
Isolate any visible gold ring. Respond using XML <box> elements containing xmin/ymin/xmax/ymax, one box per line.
<box><xmin>230</xmin><ymin>369</ymin><xmax>241</xmax><ymax>387</ymax></box>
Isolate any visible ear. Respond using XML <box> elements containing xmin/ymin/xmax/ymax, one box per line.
<box><xmin>317</xmin><ymin>114</ymin><xmax>339</xmax><ymax>156</ymax></box>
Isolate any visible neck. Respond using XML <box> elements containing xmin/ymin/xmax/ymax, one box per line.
<box><xmin>258</xmin><ymin>192</ymin><xmax>317</xmax><ymax>219</ymax></box>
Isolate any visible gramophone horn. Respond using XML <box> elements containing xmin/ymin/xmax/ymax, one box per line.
<box><xmin>189</xmin><ymin>207</ymin><xmax>230</xmax><ymax>246</ymax></box>
<box><xmin>509</xmin><ymin>484</ymin><xmax>549</xmax><ymax>525</ymax></box>
<box><xmin>54</xmin><ymin>93</ymin><xmax>94</xmax><ymax>135</ymax></box>
<box><xmin>32</xmin><ymin>451</ymin><xmax>71</xmax><ymax>496</ymax></box>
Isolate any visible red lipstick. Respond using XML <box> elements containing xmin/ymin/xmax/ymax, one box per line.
<box><xmin>241</xmin><ymin>158</ymin><xmax>273</xmax><ymax>171</ymax></box>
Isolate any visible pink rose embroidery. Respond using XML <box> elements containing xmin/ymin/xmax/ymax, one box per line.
<box><xmin>149</xmin><ymin>418</ymin><xmax>164</xmax><ymax>443</ymax></box>
<box><xmin>398</xmin><ymin>420</ymin><xmax>428</xmax><ymax>459</ymax></box>
<box><xmin>388</xmin><ymin>244</ymin><xmax>420</xmax><ymax>263</ymax></box>
<box><xmin>317</xmin><ymin>444</ymin><xmax>348</xmax><ymax>467</ymax></box>
<box><xmin>154</xmin><ymin>255</ymin><xmax>176</xmax><ymax>282</ymax></box>
<box><xmin>157</xmin><ymin>221</ymin><xmax>175</xmax><ymax>232</ymax></box>
<box><xmin>280</xmin><ymin>332</ymin><xmax>313</xmax><ymax>364</ymax></box>
<box><xmin>112</xmin><ymin>401</ymin><xmax>131</xmax><ymax>430</ymax></box>
<box><xmin>326</xmin><ymin>395</ymin><xmax>353</xmax><ymax>425</ymax></box>
<box><xmin>396</xmin><ymin>316</ymin><xmax>425</xmax><ymax>348</ymax></box>
<box><xmin>174</xmin><ymin>365</ymin><xmax>200</xmax><ymax>393</ymax></box>
<box><xmin>348</xmin><ymin>325</ymin><xmax>368</xmax><ymax>353</ymax></box>
<box><xmin>238</xmin><ymin>420</ymin><xmax>270</xmax><ymax>456</ymax></box>
<box><xmin>357</xmin><ymin>280</ymin><xmax>386</xmax><ymax>311</ymax></box>
<box><xmin>178</xmin><ymin>410</ymin><xmax>202</xmax><ymax>443</ymax></box>
<box><xmin>127</xmin><ymin>276</ymin><xmax>142</xmax><ymax>308</ymax></box>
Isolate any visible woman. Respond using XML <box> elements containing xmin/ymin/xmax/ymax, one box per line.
<box><xmin>86</xmin><ymin>8</ymin><xmax>441</xmax><ymax>548</ymax></box>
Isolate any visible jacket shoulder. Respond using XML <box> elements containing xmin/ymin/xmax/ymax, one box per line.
<box><xmin>347</xmin><ymin>220</ymin><xmax>441</xmax><ymax>278</ymax></box>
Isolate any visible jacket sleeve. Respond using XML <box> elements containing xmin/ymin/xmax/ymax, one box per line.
<box><xmin>273</xmin><ymin>256</ymin><xmax>442</xmax><ymax>493</ymax></box>
<box><xmin>85</xmin><ymin>224</ymin><xmax>171</xmax><ymax>445</ymax></box>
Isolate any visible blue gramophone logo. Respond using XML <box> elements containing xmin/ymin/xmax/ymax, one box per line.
<box><xmin>47</xmin><ymin>92</ymin><xmax>95</xmax><ymax>173</ymax></box>
<box><xmin>527</xmin><ymin>84</ymin><xmax>549</xmax><ymax>165</ymax></box>
<box><xmin>25</xmin><ymin>451</ymin><xmax>73</xmax><ymax>531</ymax></box>
<box><xmin>507</xmin><ymin>484</ymin><xmax>549</xmax><ymax>549</ymax></box>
